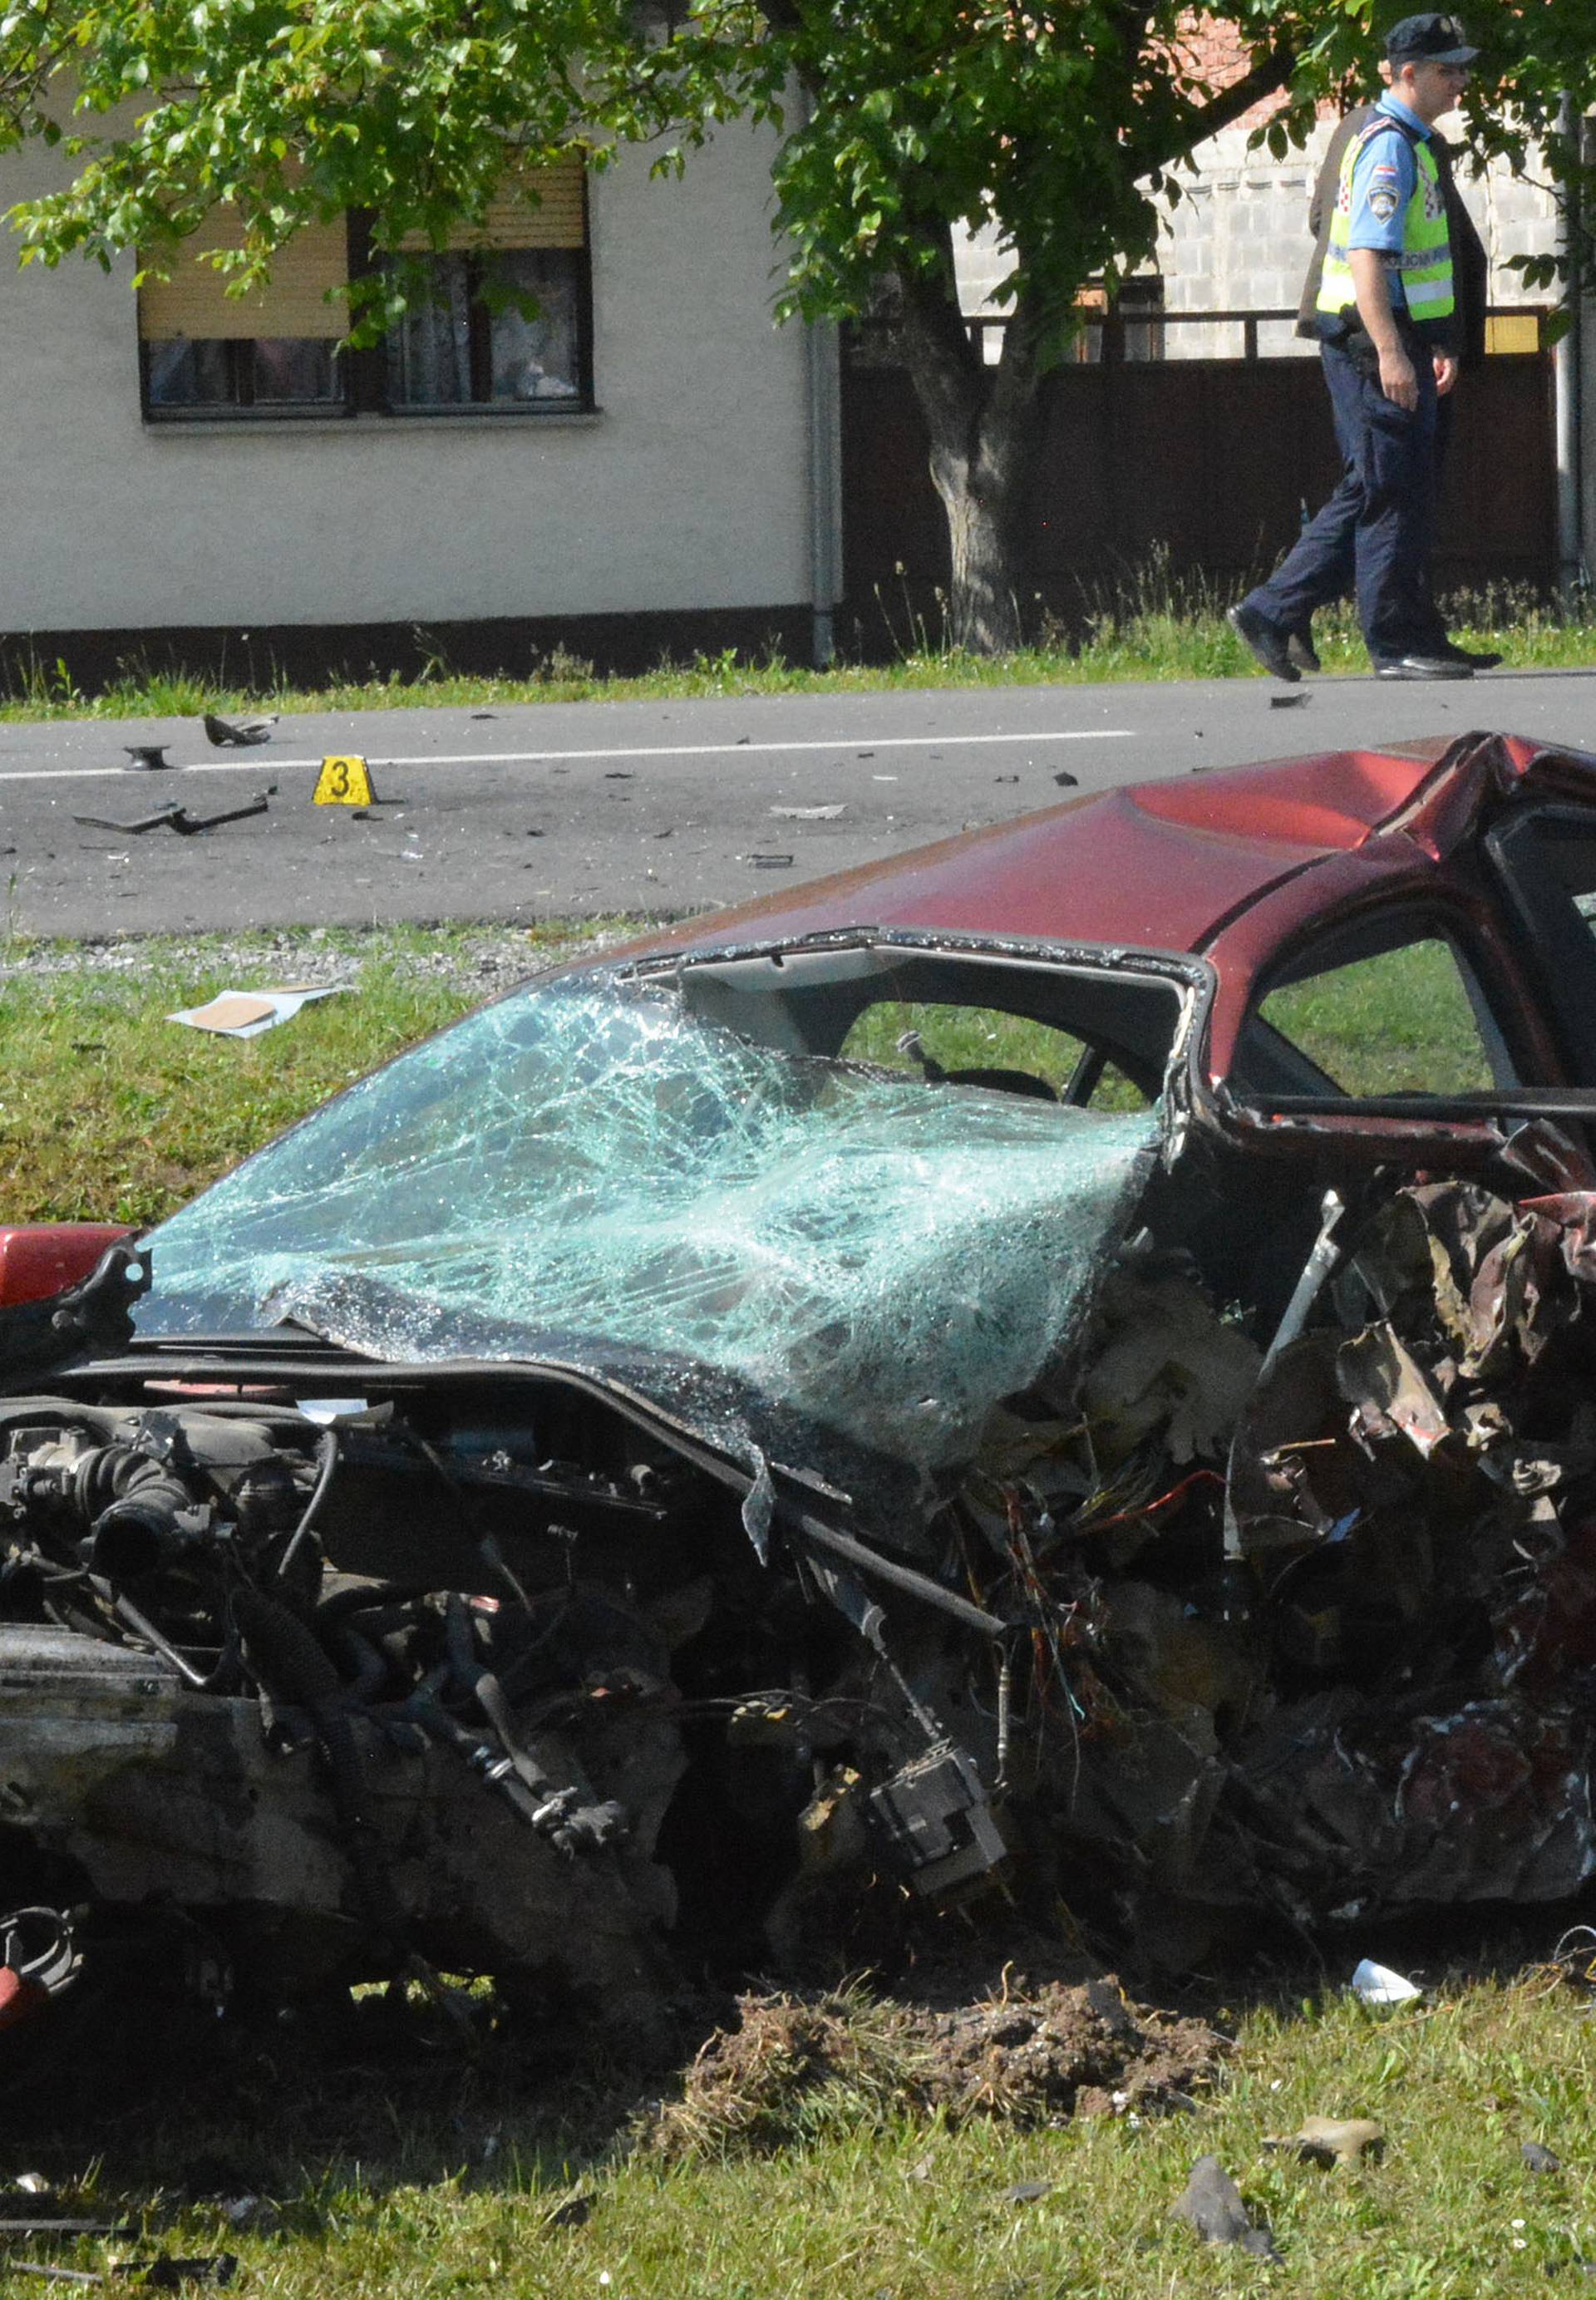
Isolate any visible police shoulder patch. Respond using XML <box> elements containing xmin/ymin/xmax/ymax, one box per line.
<box><xmin>1368</xmin><ymin>189</ymin><xmax>1399</xmax><ymax>219</ymax></box>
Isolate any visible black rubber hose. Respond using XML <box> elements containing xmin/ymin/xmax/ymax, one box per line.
<box><xmin>277</xmin><ymin>1427</ymin><xmax>340</xmax><ymax>1580</ymax></box>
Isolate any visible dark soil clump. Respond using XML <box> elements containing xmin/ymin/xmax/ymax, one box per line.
<box><xmin>643</xmin><ymin>1977</ymin><xmax>1223</xmax><ymax>2158</ymax></box>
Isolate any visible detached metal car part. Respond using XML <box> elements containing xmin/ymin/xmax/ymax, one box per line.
<box><xmin>9</xmin><ymin>726</ymin><xmax>1596</xmax><ymax>2032</ymax></box>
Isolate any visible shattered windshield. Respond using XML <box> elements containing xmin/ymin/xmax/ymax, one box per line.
<box><xmin>135</xmin><ymin>968</ymin><xmax>1161</xmax><ymax>1492</ymax></box>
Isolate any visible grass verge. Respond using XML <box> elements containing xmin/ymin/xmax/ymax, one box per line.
<box><xmin>0</xmin><ymin>922</ymin><xmax>620</xmax><ymax>1225</ymax></box>
<box><xmin>9</xmin><ymin>1964</ymin><xmax>1596</xmax><ymax>2298</ymax></box>
<box><xmin>1</xmin><ymin>576</ymin><xmax>1590</xmax><ymax>722</ymax></box>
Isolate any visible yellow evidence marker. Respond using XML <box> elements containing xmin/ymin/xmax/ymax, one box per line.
<box><xmin>313</xmin><ymin>755</ymin><xmax>377</xmax><ymax>805</ymax></box>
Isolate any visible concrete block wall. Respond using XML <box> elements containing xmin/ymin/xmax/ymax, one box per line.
<box><xmin>954</xmin><ymin>112</ymin><xmax>1559</xmax><ymax>365</ymax></box>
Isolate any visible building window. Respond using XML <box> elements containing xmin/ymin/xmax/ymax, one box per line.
<box><xmin>139</xmin><ymin>155</ymin><xmax>591</xmax><ymax>422</ymax></box>
<box><xmin>145</xmin><ymin>337</ymin><xmax>344</xmax><ymax>411</ymax></box>
<box><xmin>383</xmin><ymin>247</ymin><xmax>588</xmax><ymax>409</ymax></box>
<box><xmin>139</xmin><ymin>202</ymin><xmax>352</xmax><ymax>421</ymax></box>
<box><xmin>1069</xmin><ymin>277</ymin><xmax>1166</xmax><ymax>363</ymax></box>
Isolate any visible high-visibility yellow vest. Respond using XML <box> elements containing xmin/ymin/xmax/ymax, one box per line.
<box><xmin>1317</xmin><ymin>114</ymin><xmax>1454</xmax><ymax>326</ymax></box>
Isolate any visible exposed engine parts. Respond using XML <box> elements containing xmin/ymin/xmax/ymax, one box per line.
<box><xmin>12</xmin><ymin>1175</ymin><xmax>1596</xmax><ymax>2046</ymax></box>
<box><xmin>0</xmin><ymin>1385</ymin><xmax>1000</xmax><ymax>2033</ymax></box>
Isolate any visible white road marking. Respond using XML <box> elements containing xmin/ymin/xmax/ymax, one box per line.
<box><xmin>0</xmin><ymin>727</ymin><xmax>1133</xmax><ymax>786</ymax></box>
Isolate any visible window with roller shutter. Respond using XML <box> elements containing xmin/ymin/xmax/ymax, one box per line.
<box><xmin>138</xmin><ymin>155</ymin><xmax>591</xmax><ymax>421</ymax></box>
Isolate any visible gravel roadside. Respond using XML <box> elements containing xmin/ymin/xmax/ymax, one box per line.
<box><xmin>0</xmin><ymin>919</ymin><xmax>644</xmax><ymax>996</ymax></box>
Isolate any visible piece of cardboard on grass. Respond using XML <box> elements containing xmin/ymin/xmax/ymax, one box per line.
<box><xmin>167</xmin><ymin>984</ymin><xmax>350</xmax><ymax>1039</ymax></box>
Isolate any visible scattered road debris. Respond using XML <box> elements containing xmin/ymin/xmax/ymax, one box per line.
<box><xmin>1002</xmin><ymin>2180</ymin><xmax>1054</xmax><ymax>2205</ymax></box>
<box><xmin>7</xmin><ymin>2263</ymin><xmax>234</xmax><ymax>2293</ymax></box>
<box><xmin>542</xmin><ymin>2194</ymin><xmax>595</xmax><ymax>2230</ymax></box>
<box><xmin>166</xmin><ymin>984</ymin><xmax>350</xmax><ymax>1038</ymax></box>
<box><xmin>1549</xmin><ymin>1924</ymin><xmax>1596</xmax><ymax>1984</ymax></box>
<box><xmin>769</xmin><ymin>804</ymin><xmax>845</xmax><ymax>821</ymax></box>
<box><xmin>73</xmin><ymin>794</ymin><xmax>273</xmax><ymax>838</ymax></box>
<box><xmin>1270</xmin><ymin>692</ymin><xmax>1311</xmax><ymax>708</ymax></box>
<box><xmin>201</xmin><ymin>714</ymin><xmax>276</xmax><ymax>748</ymax></box>
<box><xmin>121</xmin><ymin>746</ymin><xmax>171</xmax><ymax>772</ymax></box>
<box><xmin>130</xmin><ymin>2257</ymin><xmax>238</xmax><ymax>2288</ymax></box>
<box><xmin>1052</xmin><ymin>769</ymin><xmax>1078</xmax><ymax>786</ymax></box>
<box><xmin>0</xmin><ymin>2224</ymin><xmax>137</xmax><ymax>2240</ymax></box>
<box><xmin>1170</xmin><ymin>2156</ymin><xmax>1280</xmax><ymax>2259</ymax></box>
<box><xmin>1351</xmin><ymin>1963</ymin><xmax>1422</xmax><ymax>2010</ymax></box>
<box><xmin>211</xmin><ymin>2200</ymin><xmax>276</xmax><ymax>2235</ymax></box>
<box><xmin>748</xmin><ymin>852</ymin><xmax>793</xmax><ymax>867</ymax></box>
<box><xmin>1523</xmin><ymin>2141</ymin><xmax>1562</xmax><ymax>2174</ymax></box>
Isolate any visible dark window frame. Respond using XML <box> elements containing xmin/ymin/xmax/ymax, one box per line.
<box><xmin>140</xmin><ymin>316</ymin><xmax>354</xmax><ymax>424</ymax></box>
<box><xmin>357</xmin><ymin>223</ymin><xmax>596</xmax><ymax>418</ymax></box>
<box><xmin>1485</xmin><ymin>805</ymin><xmax>1596</xmax><ymax>1085</ymax></box>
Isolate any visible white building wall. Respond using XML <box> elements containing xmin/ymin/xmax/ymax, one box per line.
<box><xmin>0</xmin><ymin>121</ymin><xmax>810</xmax><ymax>635</ymax></box>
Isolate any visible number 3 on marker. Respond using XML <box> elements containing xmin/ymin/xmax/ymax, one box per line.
<box><xmin>313</xmin><ymin>755</ymin><xmax>374</xmax><ymax>806</ymax></box>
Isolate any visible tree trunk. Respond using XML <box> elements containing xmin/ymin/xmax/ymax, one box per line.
<box><xmin>930</xmin><ymin>400</ymin><xmax>1032</xmax><ymax>653</ymax></box>
<box><xmin>891</xmin><ymin>247</ymin><xmax>1042</xmax><ymax>655</ymax></box>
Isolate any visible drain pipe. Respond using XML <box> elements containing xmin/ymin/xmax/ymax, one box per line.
<box><xmin>1554</xmin><ymin>95</ymin><xmax>1585</xmax><ymax>601</ymax></box>
<box><xmin>805</xmin><ymin>315</ymin><xmax>843</xmax><ymax>667</ymax></box>
<box><xmin>795</xmin><ymin>81</ymin><xmax>843</xmax><ymax>670</ymax></box>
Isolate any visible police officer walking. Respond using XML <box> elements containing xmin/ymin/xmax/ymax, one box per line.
<box><xmin>1229</xmin><ymin>14</ymin><xmax>1488</xmax><ymax>682</ymax></box>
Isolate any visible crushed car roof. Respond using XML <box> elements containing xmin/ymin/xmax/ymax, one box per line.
<box><xmin>639</xmin><ymin>731</ymin><xmax>1585</xmax><ymax>964</ymax></box>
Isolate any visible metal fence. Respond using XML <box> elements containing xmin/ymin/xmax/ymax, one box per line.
<box><xmin>840</xmin><ymin>313</ymin><xmax>1557</xmax><ymax>648</ymax></box>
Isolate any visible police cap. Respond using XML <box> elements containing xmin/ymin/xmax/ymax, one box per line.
<box><xmin>1385</xmin><ymin>13</ymin><xmax>1479</xmax><ymax>65</ymax></box>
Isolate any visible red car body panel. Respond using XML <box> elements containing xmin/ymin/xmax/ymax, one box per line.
<box><xmin>620</xmin><ymin>734</ymin><xmax>1595</xmax><ymax>1096</ymax></box>
<box><xmin>632</xmin><ymin>732</ymin><xmax>1583</xmax><ymax>965</ymax></box>
<box><xmin>0</xmin><ymin>1224</ymin><xmax>134</xmax><ymax>1309</ymax></box>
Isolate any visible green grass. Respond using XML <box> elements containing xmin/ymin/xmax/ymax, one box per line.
<box><xmin>840</xmin><ymin>998</ymin><xmax>1153</xmax><ymax>1109</ymax></box>
<box><xmin>1</xmin><ymin>574</ymin><xmax>1590</xmax><ymax>721</ymax></box>
<box><xmin>8</xmin><ymin>1971</ymin><xmax>1596</xmax><ymax>2297</ymax></box>
<box><xmin>1260</xmin><ymin>938</ymin><xmax>1497</xmax><ymax>1097</ymax></box>
<box><xmin>0</xmin><ymin>923</ymin><xmax>621</xmax><ymax>1225</ymax></box>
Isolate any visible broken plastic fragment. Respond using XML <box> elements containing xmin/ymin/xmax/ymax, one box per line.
<box><xmin>1290</xmin><ymin>2115</ymin><xmax>1384</xmax><ymax>2165</ymax></box>
<box><xmin>1350</xmin><ymin>1958</ymin><xmax>1421</xmax><ymax>2007</ymax></box>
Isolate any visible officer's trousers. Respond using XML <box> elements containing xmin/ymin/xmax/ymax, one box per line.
<box><xmin>1243</xmin><ymin>337</ymin><xmax>1440</xmax><ymax>666</ymax></box>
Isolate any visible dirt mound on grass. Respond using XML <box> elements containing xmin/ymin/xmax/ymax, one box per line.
<box><xmin>643</xmin><ymin>1977</ymin><xmax>1223</xmax><ymax>2158</ymax></box>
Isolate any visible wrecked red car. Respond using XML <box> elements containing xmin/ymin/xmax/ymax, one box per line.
<box><xmin>7</xmin><ymin>724</ymin><xmax>1596</xmax><ymax>2032</ymax></box>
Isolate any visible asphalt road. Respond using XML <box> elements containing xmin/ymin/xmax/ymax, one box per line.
<box><xmin>2</xmin><ymin>666</ymin><xmax>1594</xmax><ymax>937</ymax></box>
